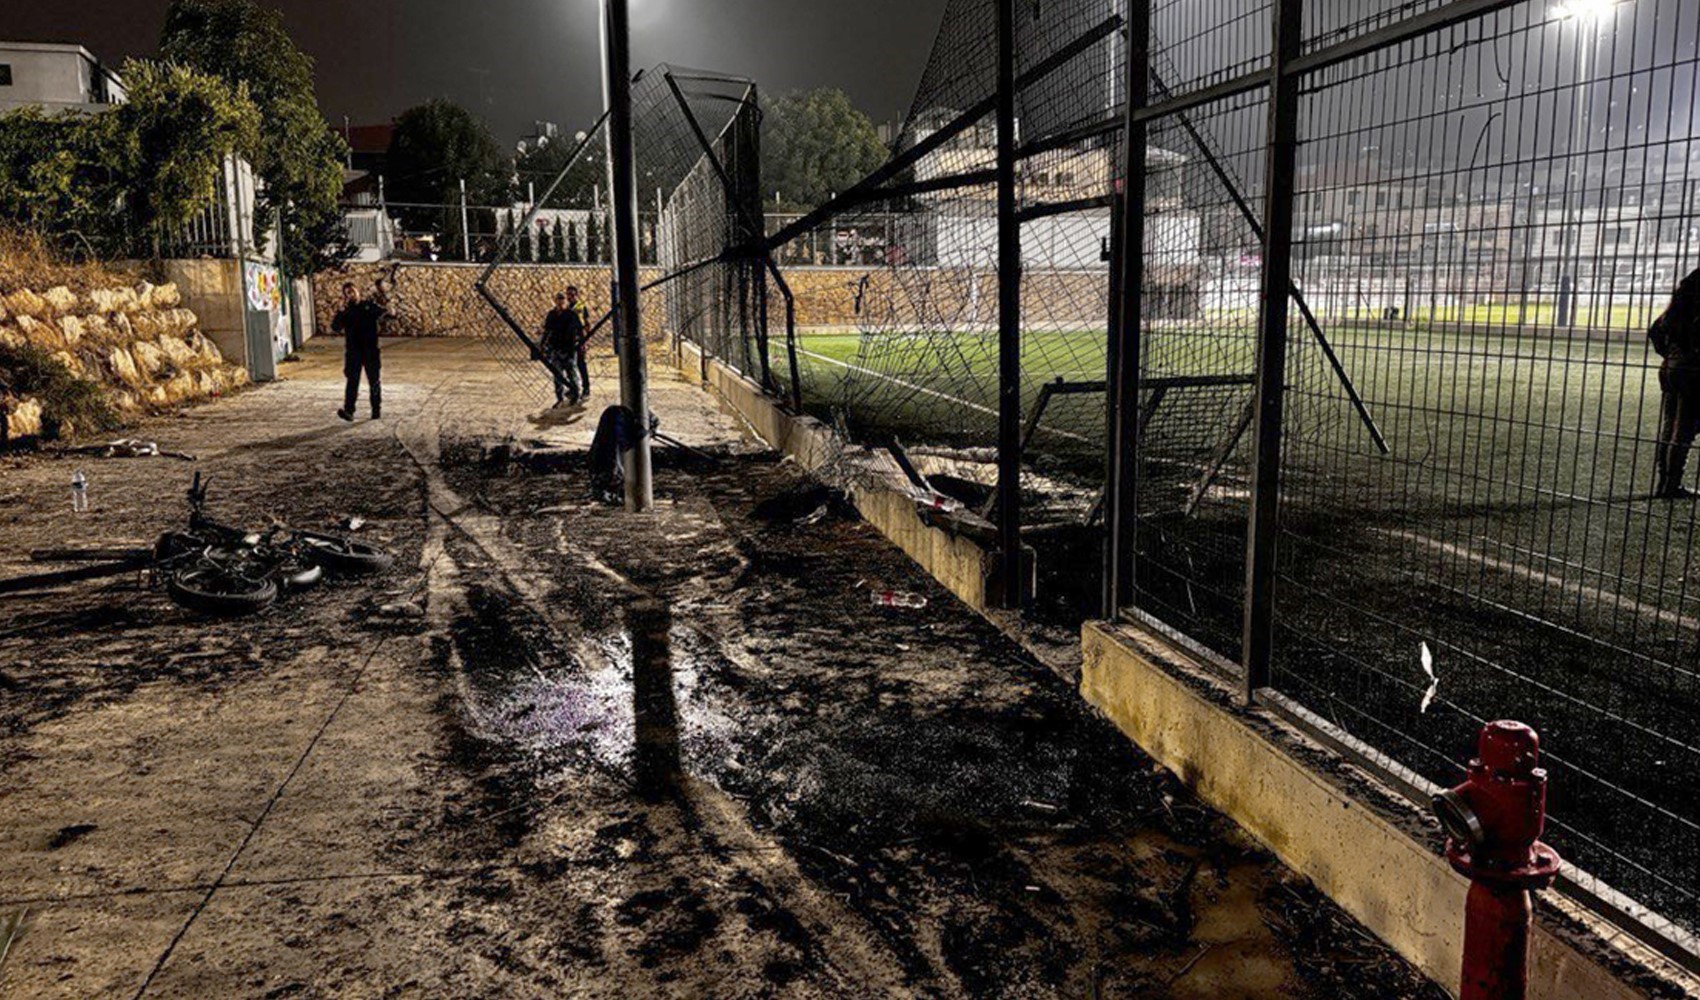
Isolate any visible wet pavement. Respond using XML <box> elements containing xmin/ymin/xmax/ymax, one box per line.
<box><xmin>0</xmin><ymin>338</ymin><xmax>1447</xmax><ymax>998</ymax></box>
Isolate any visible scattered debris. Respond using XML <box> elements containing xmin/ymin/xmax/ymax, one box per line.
<box><xmin>0</xmin><ymin>908</ymin><xmax>29</xmax><ymax>977</ymax></box>
<box><xmin>342</xmin><ymin>516</ymin><xmax>366</xmax><ymax>532</ymax></box>
<box><xmin>1419</xmin><ymin>641</ymin><xmax>1439</xmax><ymax>714</ymax></box>
<box><xmin>751</xmin><ymin>482</ymin><xmax>853</xmax><ymax>524</ymax></box>
<box><xmin>47</xmin><ymin>823</ymin><xmax>97</xmax><ymax>850</ymax></box>
<box><xmin>378</xmin><ymin>600</ymin><xmax>426</xmax><ymax>619</ymax></box>
<box><xmin>58</xmin><ymin>438</ymin><xmax>195</xmax><ymax>461</ymax></box>
<box><xmin>904</xmin><ymin>484</ymin><xmax>963</xmax><ymax>513</ymax></box>
<box><xmin>869</xmin><ymin>590</ymin><xmax>928</xmax><ymax>610</ymax></box>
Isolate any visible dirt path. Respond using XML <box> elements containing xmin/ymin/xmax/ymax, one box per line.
<box><xmin>0</xmin><ymin>338</ymin><xmax>1446</xmax><ymax>998</ymax></box>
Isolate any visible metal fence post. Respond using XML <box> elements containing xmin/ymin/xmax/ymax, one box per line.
<box><xmin>601</xmin><ymin>0</ymin><xmax>654</xmax><ymax>512</ymax></box>
<box><xmin>1241</xmin><ymin>0</ymin><xmax>1302</xmax><ymax>704</ymax></box>
<box><xmin>1106</xmin><ymin>0</ymin><xmax>1150</xmax><ymax>619</ymax></box>
<box><xmin>459</xmin><ymin>178</ymin><xmax>471</xmax><ymax>261</ymax></box>
<box><xmin>996</xmin><ymin>0</ymin><xmax>1025</xmax><ymax>609</ymax></box>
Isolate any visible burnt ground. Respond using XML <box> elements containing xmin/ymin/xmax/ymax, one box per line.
<box><xmin>0</xmin><ymin>338</ymin><xmax>1447</xmax><ymax>998</ymax></box>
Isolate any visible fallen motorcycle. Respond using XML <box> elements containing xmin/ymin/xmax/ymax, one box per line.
<box><xmin>1</xmin><ymin>473</ymin><xmax>393</xmax><ymax>617</ymax></box>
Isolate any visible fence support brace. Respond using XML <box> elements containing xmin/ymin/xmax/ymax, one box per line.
<box><xmin>1241</xmin><ymin>0</ymin><xmax>1303</xmax><ymax>704</ymax></box>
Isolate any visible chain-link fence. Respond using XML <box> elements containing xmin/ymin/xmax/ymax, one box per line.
<box><xmin>684</xmin><ymin>0</ymin><xmax>1700</xmax><ymax>971</ymax></box>
<box><xmin>1114</xmin><ymin>0</ymin><xmax>1700</xmax><ymax>969</ymax></box>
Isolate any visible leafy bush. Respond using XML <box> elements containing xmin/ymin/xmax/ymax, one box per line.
<box><xmin>0</xmin><ymin>60</ymin><xmax>259</xmax><ymax>262</ymax></box>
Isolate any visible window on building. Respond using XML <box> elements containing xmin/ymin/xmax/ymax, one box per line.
<box><xmin>0</xmin><ymin>65</ymin><xmax>13</xmax><ymax>87</ymax></box>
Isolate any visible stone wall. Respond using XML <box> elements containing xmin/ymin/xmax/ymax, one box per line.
<box><xmin>0</xmin><ymin>279</ymin><xmax>247</xmax><ymax>441</ymax></box>
<box><xmin>780</xmin><ymin>267</ymin><xmax>1112</xmax><ymax>330</ymax></box>
<box><xmin>315</xmin><ymin>261</ymin><xmax>1133</xmax><ymax>342</ymax></box>
<box><xmin>315</xmin><ymin>262</ymin><xmax>665</xmax><ymax>342</ymax></box>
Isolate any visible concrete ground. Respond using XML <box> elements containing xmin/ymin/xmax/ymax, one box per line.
<box><xmin>0</xmin><ymin>338</ymin><xmax>1448</xmax><ymax>999</ymax></box>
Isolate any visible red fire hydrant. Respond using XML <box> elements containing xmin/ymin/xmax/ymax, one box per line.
<box><xmin>1431</xmin><ymin>721</ymin><xmax>1562</xmax><ymax>1000</ymax></box>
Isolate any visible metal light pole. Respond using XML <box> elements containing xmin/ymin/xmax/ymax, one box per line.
<box><xmin>1556</xmin><ymin>0</ymin><xmax>1614</xmax><ymax>328</ymax></box>
<box><xmin>601</xmin><ymin>0</ymin><xmax>654</xmax><ymax>512</ymax></box>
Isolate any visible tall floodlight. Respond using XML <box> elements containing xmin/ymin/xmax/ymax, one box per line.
<box><xmin>601</xmin><ymin>0</ymin><xmax>654</xmax><ymax>512</ymax></box>
<box><xmin>1554</xmin><ymin>0</ymin><xmax>1617</xmax><ymax>328</ymax></box>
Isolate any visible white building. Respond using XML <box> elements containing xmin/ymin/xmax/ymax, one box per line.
<box><xmin>0</xmin><ymin>42</ymin><xmax>126</xmax><ymax>115</ymax></box>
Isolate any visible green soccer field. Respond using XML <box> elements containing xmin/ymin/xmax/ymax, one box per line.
<box><xmin>789</xmin><ymin>323</ymin><xmax>1668</xmax><ymax>505</ymax></box>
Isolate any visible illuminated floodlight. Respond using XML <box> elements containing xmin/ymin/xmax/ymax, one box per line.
<box><xmin>1553</xmin><ymin>0</ymin><xmax>1620</xmax><ymax>21</ymax></box>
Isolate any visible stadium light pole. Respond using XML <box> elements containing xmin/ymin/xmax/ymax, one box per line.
<box><xmin>1553</xmin><ymin>0</ymin><xmax>1616</xmax><ymax>328</ymax></box>
<box><xmin>601</xmin><ymin>0</ymin><xmax>654</xmax><ymax>512</ymax></box>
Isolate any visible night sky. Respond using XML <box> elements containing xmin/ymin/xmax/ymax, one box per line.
<box><xmin>0</xmin><ymin>0</ymin><xmax>949</xmax><ymax>142</ymax></box>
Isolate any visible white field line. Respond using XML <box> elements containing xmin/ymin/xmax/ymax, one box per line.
<box><xmin>796</xmin><ymin>348</ymin><xmax>1095</xmax><ymax>445</ymax></box>
<box><xmin>1381</xmin><ymin>528</ymin><xmax>1700</xmax><ymax>633</ymax></box>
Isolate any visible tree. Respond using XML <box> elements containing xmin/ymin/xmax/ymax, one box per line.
<box><xmin>0</xmin><ymin>60</ymin><xmax>258</xmax><ymax>259</ymax></box>
<box><xmin>762</xmin><ymin>89</ymin><xmax>887</xmax><ymax>212</ymax></box>
<box><xmin>537</xmin><ymin>217</ymin><xmax>554</xmax><ymax>263</ymax></box>
<box><xmin>385</xmin><ymin>100</ymin><xmax>509</xmax><ymax>257</ymax></box>
<box><xmin>566</xmin><ymin>220</ymin><xmax>581</xmax><ymax>263</ymax></box>
<box><xmin>552</xmin><ymin>218</ymin><xmax>567</xmax><ymax>263</ymax></box>
<box><xmin>0</xmin><ymin>109</ymin><xmax>114</xmax><ymax>247</ymax></box>
<box><xmin>514</xmin><ymin>130</ymin><xmax>605</xmax><ymax>209</ymax></box>
<box><xmin>108</xmin><ymin>61</ymin><xmax>262</xmax><ymax>254</ymax></box>
<box><xmin>160</xmin><ymin>0</ymin><xmax>350</xmax><ymax>274</ymax></box>
<box><xmin>585</xmin><ymin>211</ymin><xmax>601</xmax><ymax>265</ymax></box>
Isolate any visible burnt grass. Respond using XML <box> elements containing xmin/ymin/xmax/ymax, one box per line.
<box><xmin>430</xmin><ymin>437</ymin><xmax>1449</xmax><ymax>998</ymax></box>
<box><xmin>1130</xmin><ymin>471</ymin><xmax>1700</xmax><ymax>934</ymax></box>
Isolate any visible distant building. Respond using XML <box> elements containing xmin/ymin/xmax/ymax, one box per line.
<box><xmin>0</xmin><ymin>42</ymin><xmax>126</xmax><ymax>114</ymax></box>
<box><xmin>340</xmin><ymin>123</ymin><xmax>395</xmax><ymax>176</ymax></box>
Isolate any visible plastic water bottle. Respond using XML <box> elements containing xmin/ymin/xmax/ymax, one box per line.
<box><xmin>70</xmin><ymin>470</ymin><xmax>89</xmax><ymax>512</ymax></box>
<box><xmin>870</xmin><ymin>590</ymin><xmax>928</xmax><ymax>609</ymax></box>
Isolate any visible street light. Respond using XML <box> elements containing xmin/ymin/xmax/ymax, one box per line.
<box><xmin>1553</xmin><ymin>0</ymin><xmax>1619</xmax><ymax>20</ymax></box>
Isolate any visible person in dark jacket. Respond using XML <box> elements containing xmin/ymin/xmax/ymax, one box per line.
<box><xmin>565</xmin><ymin>286</ymin><xmax>592</xmax><ymax>399</ymax></box>
<box><xmin>541</xmin><ymin>290</ymin><xmax>588</xmax><ymax>406</ymax></box>
<box><xmin>331</xmin><ymin>282</ymin><xmax>386</xmax><ymax>421</ymax></box>
<box><xmin>1653</xmin><ymin>267</ymin><xmax>1700</xmax><ymax>498</ymax></box>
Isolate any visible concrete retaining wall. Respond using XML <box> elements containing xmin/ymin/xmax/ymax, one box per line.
<box><xmin>1080</xmin><ymin>620</ymin><xmax>1697</xmax><ymax>1000</ymax></box>
<box><xmin>678</xmin><ymin>342</ymin><xmax>996</xmax><ymax>611</ymax></box>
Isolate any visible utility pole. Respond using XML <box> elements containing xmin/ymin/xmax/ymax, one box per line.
<box><xmin>601</xmin><ymin>0</ymin><xmax>654</xmax><ymax>512</ymax></box>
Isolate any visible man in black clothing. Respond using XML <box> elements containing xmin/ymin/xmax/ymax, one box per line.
<box><xmin>331</xmin><ymin>282</ymin><xmax>386</xmax><ymax>421</ymax></box>
<box><xmin>1653</xmin><ymin>267</ymin><xmax>1700</xmax><ymax>498</ymax></box>
<box><xmin>541</xmin><ymin>290</ymin><xmax>587</xmax><ymax>406</ymax></box>
<box><xmin>565</xmin><ymin>286</ymin><xmax>592</xmax><ymax>399</ymax></box>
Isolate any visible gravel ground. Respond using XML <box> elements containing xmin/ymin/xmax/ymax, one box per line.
<box><xmin>0</xmin><ymin>337</ymin><xmax>1448</xmax><ymax>999</ymax></box>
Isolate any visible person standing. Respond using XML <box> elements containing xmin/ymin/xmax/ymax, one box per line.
<box><xmin>332</xmin><ymin>282</ymin><xmax>386</xmax><ymax>421</ymax></box>
<box><xmin>1652</xmin><ymin>267</ymin><xmax>1700</xmax><ymax>498</ymax></box>
<box><xmin>565</xmin><ymin>285</ymin><xmax>592</xmax><ymax>400</ymax></box>
<box><xmin>542</xmin><ymin>291</ymin><xmax>586</xmax><ymax>406</ymax></box>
